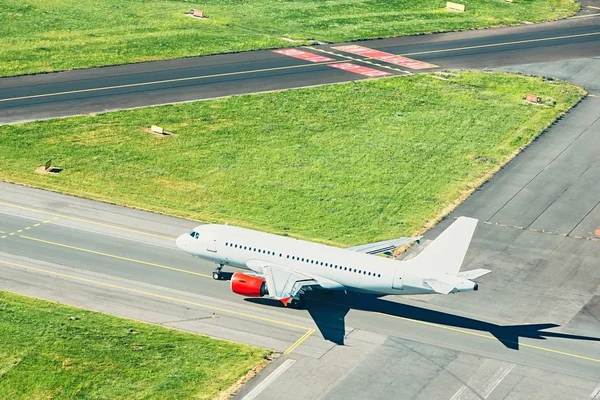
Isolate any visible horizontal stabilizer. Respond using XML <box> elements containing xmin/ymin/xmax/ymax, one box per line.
<box><xmin>458</xmin><ymin>268</ymin><xmax>491</xmax><ymax>280</ymax></box>
<box><xmin>347</xmin><ymin>237</ymin><xmax>422</xmax><ymax>255</ymax></box>
<box><xmin>423</xmin><ymin>279</ymin><xmax>454</xmax><ymax>295</ymax></box>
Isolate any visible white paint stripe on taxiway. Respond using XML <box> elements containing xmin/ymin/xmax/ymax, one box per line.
<box><xmin>242</xmin><ymin>359</ymin><xmax>297</xmax><ymax>400</ymax></box>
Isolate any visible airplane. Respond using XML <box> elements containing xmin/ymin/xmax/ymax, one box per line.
<box><xmin>175</xmin><ymin>217</ymin><xmax>490</xmax><ymax>307</ymax></box>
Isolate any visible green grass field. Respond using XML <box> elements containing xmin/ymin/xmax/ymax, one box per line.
<box><xmin>0</xmin><ymin>290</ymin><xmax>266</xmax><ymax>399</ymax></box>
<box><xmin>0</xmin><ymin>0</ymin><xmax>579</xmax><ymax>77</ymax></box>
<box><xmin>0</xmin><ymin>72</ymin><xmax>584</xmax><ymax>245</ymax></box>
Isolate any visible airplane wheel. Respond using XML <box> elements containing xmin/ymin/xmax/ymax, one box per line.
<box><xmin>212</xmin><ymin>271</ymin><xmax>221</xmax><ymax>280</ymax></box>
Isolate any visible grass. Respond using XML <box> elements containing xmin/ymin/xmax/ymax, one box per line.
<box><xmin>0</xmin><ymin>72</ymin><xmax>585</xmax><ymax>245</ymax></box>
<box><xmin>0</xmin><ymin>0</ymin><xmax>579</xmax><ymax>77</ymax></box>
<box><xmin>0</xmin><ymin>290</ymin><xmax>266</xmax><ymax>399</ymax></box>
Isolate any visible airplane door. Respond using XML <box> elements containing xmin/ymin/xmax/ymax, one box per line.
<box><xmin>207</xmin><ymin>239</ymin><xmax>217</xmax><ymax>253</ymax></box>
<box><xmin>392</xmin><ymin>266</ymin><xmax>403</xmax><ymax>289</ymax></box>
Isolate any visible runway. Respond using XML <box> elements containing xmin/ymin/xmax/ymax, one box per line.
<box><xmin>1</xmin><ymin>15</ymin><xmax>599</xmax><ymax>124</ymax></box>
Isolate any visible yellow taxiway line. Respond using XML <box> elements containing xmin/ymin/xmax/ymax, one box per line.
<box><xmin>0</xmin><ymin>259</ymin><xmax>314</xmax><ymax>354</ymax></box>
<box><xmin>0</xmin><ymin>200</ymin><xmax>175</xmax><ymax>240</ymax></box>
<box><xmin>314</xmin><ymin>299</ymin><xmax>600</xmax><ymax>364</ymax></box>
<box><xmin>20</xmin><ymin>235</ymin><xmax>212</xmax><ymax>278</ymax></box>
<box><xmin>376</xmin><ymin>311</ymin><xmax>600</xmax><ymax>364</ymax></box>
<box><xmin>284</xmin><ymin>329</ymin><xmax>316</xmax><ymax>355</ymax></box>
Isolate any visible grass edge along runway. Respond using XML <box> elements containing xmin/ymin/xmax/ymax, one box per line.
<box><xmin>0</xmin><ymin>71</ymin><xmax>585</xmax><ymax>246</ymax></box>
<box><xmin>0</xmin><ymin>290</ymin><xmax>267</xmax><ymax>399</ymax></box>
<box><xmin>0</xmin><ymin>0</ymin><xmax>579</xmax><ymax>77</ymax></box>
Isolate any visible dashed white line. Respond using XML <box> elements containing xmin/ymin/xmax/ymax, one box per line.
<box><xmin>242</xmin><ymin>359</ymin><xmax>296</xmax><ymax>400</ymax></box>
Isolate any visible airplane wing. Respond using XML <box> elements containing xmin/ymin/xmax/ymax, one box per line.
<box><xmin>246</xmin><ymin>260</ymin><xmax>321</xmax><ymax>305</ymax></box>
<box><xmin>346</xmin><ymin>236</ymin><xmax>422</xmax><ymax>255</ymax></box>
<box><xmin>262</xmin><ymin>265</ymin><xmax>318</xmax><ymax>306</ymax></box>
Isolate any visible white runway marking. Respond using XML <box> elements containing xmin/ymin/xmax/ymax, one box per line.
<box><xmin>590</xmin><ymin>383</ymin><xmax>600</xmax><ymax>399</ymax></box>
<box><xmin>450</xmin><ymin>360</ymin><xmax>515</xmax><ymax>400</ymax></box>
<box><xmin>480</xmin><ymin>363</ymin><xmax>515</xmax><ymax>398</ymax></box>
<box><xmin>242</xmin><ymin>359</ymin><xmax>296</xmax><ymax>400</ymax></box>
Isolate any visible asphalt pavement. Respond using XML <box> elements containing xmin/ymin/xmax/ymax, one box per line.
<box><xmin>1</xmin><ymin>15</ymin><xmax>599</xmax><ymax>124</ymax></box>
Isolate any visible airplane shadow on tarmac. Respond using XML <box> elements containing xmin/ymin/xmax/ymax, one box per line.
<box><xmin>245</xmin><ymin>291</ymin><xmax>600</xmax><ymax>349</ymax></box>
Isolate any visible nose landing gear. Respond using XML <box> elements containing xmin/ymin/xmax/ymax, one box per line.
<box><xmin>213</xmin><ymin>263</ymin><xmax>224</xmax><ymax>280</ymax></box>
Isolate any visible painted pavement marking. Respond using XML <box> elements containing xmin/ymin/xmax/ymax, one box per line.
<box><xmin>333</xmin><ymin>44</ymin><xmax>438</xmax><ymax>69</ymax></box>
<box><xmin>241</xmin><ymin>359</ymin><xmax>297</xmax><ymax>400</ymax></box>
<box><xmin>591</xmin><ymin>383</ymin><xmax>600</xmax><ymax>399</ymax></box>
<box><xmin>305</xmin><ymin>46</ymin><xmax>411</xmax><ymax>74</ymax></box>
<box><xmin>0</xmin><ymin>217</ymin><xmax>57</xmax><ymax>239</ymax></box>
<box><xmin>19</xmin><ymin>235</ymin><xmax>212</xmax><ymax>278</ymax></box>
<box><xmin>329</xmin><ymin>63</ymin><xmax>392</xmax><ymax>77</ymax></box>
<box><xmin>450</xmin><ymin>361</ymin><xmax>515</xmax><ymax>400</ymax></box>
<box><xmin>403</xmin><ymin>31</ymin><xmax>600</xmax><ymax>57</ymax></box>
<box><xmin>272</xmin><ymin>48</ymin><xmax>335</xmax><ymax>63</ymax></box>
<box><xmin>0</xmin><ymin>200</ymin><xmax>175</xmax><ymax>240</ymax></box>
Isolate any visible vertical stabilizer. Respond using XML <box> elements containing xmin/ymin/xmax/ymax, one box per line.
<box><xmin>410</xmin><ymin>217</ymin><xmax>478</xmax><ymax>275</ymax></box>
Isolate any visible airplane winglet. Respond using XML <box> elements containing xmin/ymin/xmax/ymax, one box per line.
<box><xmin>280</xmin><ymin>297</ymin><xmax>291</xmax><ymax>307</ymax></box>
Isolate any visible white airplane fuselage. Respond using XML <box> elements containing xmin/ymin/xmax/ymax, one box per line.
<box><xmin>176</xmin><ymin>224</ymin><xmax>478</xmax><ymax>296</ymax></box>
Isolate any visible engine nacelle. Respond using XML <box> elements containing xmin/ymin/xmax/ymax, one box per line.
<box><xmin>230</xmin><ymin>272</ymin><xmax>268</xmax><ymax>297</ymax></box>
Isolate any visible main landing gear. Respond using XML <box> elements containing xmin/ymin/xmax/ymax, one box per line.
<box><xmin>288</xmin><ymin>297</ymin><xmax>305</xmax><ymax>309</ymax></box>
<box><xmin>213</xmin><ymin>263</ymin><xmax>224</xmax><ymax>280</ymax></box>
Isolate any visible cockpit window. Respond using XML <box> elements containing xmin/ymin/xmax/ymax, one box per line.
<box><xmin>189</xmin><ymin>231</ymin><xmax>195</xmax><ymax>238</ymax></box>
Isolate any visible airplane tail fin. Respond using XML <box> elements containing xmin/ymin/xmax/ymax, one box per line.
<box><xmin>411</xmin><ymin>216</ymin><xmax>478</xmax><ymax>275</ymax></box>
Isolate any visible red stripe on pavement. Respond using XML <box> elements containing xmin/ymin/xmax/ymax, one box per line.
<box><xmin>272</xmin><ymin>48</ymin><xmax>335</xmax><ymax>63</ymax></box>
<box><xmin>332</xmin><ymin>45</ymin><xmax>438</xmax><ymax>70</ymax></box>
<box><xmin>328</xmin><ymin>63</ymin><xmax>392</xmax><ymax>77</ymax></box>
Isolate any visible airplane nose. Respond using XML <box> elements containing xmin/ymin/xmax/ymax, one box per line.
<box><xmin>176</xmin><ymin>234</ymin><xmax>187</xmax><ymax>251</ymax></box>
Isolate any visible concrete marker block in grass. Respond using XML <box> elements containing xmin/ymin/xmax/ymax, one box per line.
<box><xmin>446</xmin><ymin>2</ymin><xmax>466</xmax><ymax>12</ymax></box>
<box><xmin>35</xmin><ymin>159</ymin><xmax>62</xmax><ymax>174</ymax></box>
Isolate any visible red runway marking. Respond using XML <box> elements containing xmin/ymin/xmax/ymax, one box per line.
<box><xmin>332</xmin><ymin>45</ymin><xmax>438</xmax><ymax>69</ymax></box>
<box><xmin>272</xmin><ymin>48</ymin><xmax>335</xmax><ymax>63</ymax></box>
<box><xmin>328</xmin><ymin>63</ymin><xmax>392</xmax><ymax>77</ymax></box>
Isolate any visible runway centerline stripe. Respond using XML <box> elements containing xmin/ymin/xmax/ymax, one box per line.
<box><xmin>0</xmin><ymin>259</ymin><xmax>311</xmax><ymax>333</ymax></box>
<box><xmin>333</xmin><ymin>45</ymin><xmax>438</xmax><ymax>69</ymax></box>
<box><xmin>19</xmin><ymin>235</ymin><xmax>211</xmax><ymax>278</ymax></box>
<box><xmin>0</xmin><ymin>59</ymin><xmax>344</xmax><ymax>103</ymax></box>
<box><xmin>0</xmin><ymin>200</ymin><xmax>175</xmax><ymax>240</ymax></box>
<box><xmin>401</xmin><ymin>31</ymin><xmax>600</xmax><ymax>57</ymax></box>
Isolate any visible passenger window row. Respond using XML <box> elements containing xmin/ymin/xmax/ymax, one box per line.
<box><xmin>224</xmin><ymin>242</ymin><xmax>381</xmax><ymax>278</ymax></box>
